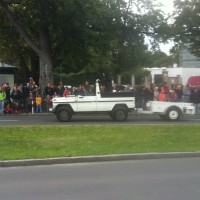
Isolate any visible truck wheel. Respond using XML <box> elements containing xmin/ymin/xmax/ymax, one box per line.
<box><xmin>166</xmin><ymin>107</ymin><xmax>181</xmax><ymax>121</ymax></box>
<box><xmin>56</xmin><ymin>107</ymin><xmax>72</xmax><ymax>122</ymax></box>
<box><xmin>112</xmin><ymin>106</ymin><xmax>128</xmax><ymax>122</ymax></box>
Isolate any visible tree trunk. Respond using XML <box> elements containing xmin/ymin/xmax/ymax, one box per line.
<box><xmin>0</xmin><ymin>1</ymin><xmax>54</xmax><ymax>93</ymax></box>
<box><xmin>38</xmin><ymin>29</ymin><xmax>53</xmax><ymax>93</ymax></box>
<box><xmin>39</xmin><ymin>52</ymin><xmax>53</xmax><ymax>93</ymax></box>
<box><xmin>30</xmin><ymin>51</ymin><xmax>39</xmax><ymax>83</ymax></box>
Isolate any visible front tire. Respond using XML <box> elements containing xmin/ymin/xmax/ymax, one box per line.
<box><xmin>56</xmin><ymin>107</ymin><xmax>72</xmax><ymax>122</ymax></box>
<box><xmin>111</xmin><ymin>106</ymin><xmax>128</xmax><ymax>122</ymax></box>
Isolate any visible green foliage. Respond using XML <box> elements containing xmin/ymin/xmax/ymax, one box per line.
<box><xmin>173</xmin><ymin>0</ymin><xmax>200</xmax><ymax>57</ymax></box>
<box><xmin>53</xmin><ymin>71</ymin><xmax>99</xmax><ymax>86</ymax></box>
<box><xmin>0</xmin><ymin>0</ymin><xmax>168</xmax><ymax>83</ymax></box>
<box><xmin>144</xmin><ymin>51</ymin><xmax>177</xmax><ymax>67</ymax></box>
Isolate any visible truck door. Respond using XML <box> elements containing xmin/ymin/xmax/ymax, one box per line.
<box><xmin>77</xmin><ymin>96</ymin><xmax>97</xmax><ymax>112</ymax></box>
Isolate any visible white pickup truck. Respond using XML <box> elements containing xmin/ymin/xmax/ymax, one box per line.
<box><xmin>50</xmin><ymin>79</ymin><xmax>195</xmax><ymax>122</ymax></box>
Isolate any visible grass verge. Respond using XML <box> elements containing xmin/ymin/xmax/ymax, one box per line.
<box><xmin>1</xmin><ymin>125</ymin><xmax>200</xmax><ymax>160</ymax></box>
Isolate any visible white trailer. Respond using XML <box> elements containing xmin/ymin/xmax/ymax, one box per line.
<box><xmin>137</xmin><ymin>101</ymin><xmax>195</xmax><ymax>121</ymax></box>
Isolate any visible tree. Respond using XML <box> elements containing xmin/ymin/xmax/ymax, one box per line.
<box><xmin>96</xmin><ymin>0</ymin><xmax>169</xmax><ymax>75</ymax></box>
<box><xmin>0</xmin><ymin>0</ymin><xmax>167</xmax><ymax>88</ymax></box>
<box><xmin>0</xmin><ymin>0</ymin><xmax>61</xmax><ymax>90</ymax></box>
<box><xmin>172</xmin><ymin>0</ymin><xmax>200</xmax><ymax>57</ymax></box>
<box><xmin>145</xmin><ymin>50</ymin><xmax>177</xmax><ymax>67</ymax></box>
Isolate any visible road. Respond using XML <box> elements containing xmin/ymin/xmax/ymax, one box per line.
<box><xmin>0</xmin><ymin>158</ymin><xmax>200</xmax><ymax>200</ymax></box>
<box><xmin>0</xmin><ymin>113</ymin><xmax>200</xmax><ymax>126</ymax></box>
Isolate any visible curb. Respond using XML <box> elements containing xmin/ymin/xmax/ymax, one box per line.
<box><xmin>1</xmin><ymin>152</ymin><xmax>200</xmax><ymax>168</ymax></box>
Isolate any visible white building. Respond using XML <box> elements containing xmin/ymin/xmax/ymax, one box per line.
<box><xmin>145</xmin><ymin>67</ymin><xmax>200</xmax><ymax>86</ymax></box>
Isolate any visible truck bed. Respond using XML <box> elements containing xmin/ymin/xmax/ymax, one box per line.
<box><xmin>101</xmin><ymin>92</ymin><xmax>135</xmax><ymax>98</ymax></box>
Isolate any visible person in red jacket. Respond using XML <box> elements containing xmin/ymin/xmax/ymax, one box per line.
<box><xmin>63</xmin><ymin>87</ymin><xmax>71</xmax><ymax>97</ymax></box>
<box><xmin>162</xmin><ymin>82</ymin><xmax>169</xmax><ymax>95</ymax></box>
<box><xmin>159</xmin><ymin>87</ymin><xmax>167</xmax><ymax>101</ymax></box>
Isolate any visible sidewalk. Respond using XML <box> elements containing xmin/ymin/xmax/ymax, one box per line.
<box><xmin>0</xmin><ymin>112</ymin><xmax>53</xmax><ymax>116</ymax></box>
<box><xmin>1</xmin><ymin>152</ymin><xmax>200</xmax><ymax>168</ymax></box>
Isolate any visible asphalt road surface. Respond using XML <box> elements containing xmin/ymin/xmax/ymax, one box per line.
<box><xmin>0</xmin><ymin>113</ymin><xmax>200</xmax><ymax>126</ymax></box>
<box><xmin>0</xmin><ymin>158</ymin><xmax>200</xmax><ymax>200</ymax></box>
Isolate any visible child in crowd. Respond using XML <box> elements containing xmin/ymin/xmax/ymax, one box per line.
<box><xmin>25</xmin><ymin>92</ymin><xmax>34</xmax><ymax>113</ymax></box>
<box><xmin>35</xmin><ymin>94</ymin><xmax>42</xmax><ymax>113</ymax></box>
<box><xmin>3</xmin><ymin>104</ymin><xmax>13</xmax><ymax>114</ymax></box>
<box><xmin>154</xmin><ymin>86</ymin><xmax>160</xmax><ymax>101</ymax></box>
<box><xmin>44</xmin><ymin>95</ymin><xmax>52</xmax><ymax>113</ymax></box>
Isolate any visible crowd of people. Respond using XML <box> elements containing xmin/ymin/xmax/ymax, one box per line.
<box><xmin>0</xmin><ymin>79</ymin><xmax>94</xmax><ymax>115</ymax></box>
<box><xmin>0</xmin><ymin>81</ymin><xmax>47</xmax><ymax>115</ymax></box>
<box><xmin>0</xmin><ymin>78</ymin><xmax>200</xmax><ymax>115</ymax></box>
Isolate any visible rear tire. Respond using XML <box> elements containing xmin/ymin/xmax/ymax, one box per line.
<box><xmin>111</xmin><ymin>106</ymin><xmax>128</xmax><ymax>122</ymax></box>
<box><xmin>56</xmin><ymin>107</ymin><xmax>72</xmax><ymax>122</ymax></box>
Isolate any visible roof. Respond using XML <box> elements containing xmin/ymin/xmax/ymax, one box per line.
<box><xmin>0</xmin><ymin>62</ymin><xmax>17</xmax><ymax>74</ymax></box>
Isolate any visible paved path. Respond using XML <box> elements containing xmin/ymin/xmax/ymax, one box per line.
<box><xmin>1</xmin><ymin>152</ymin><xmax>200</xmax><ymax>168</ymax></box>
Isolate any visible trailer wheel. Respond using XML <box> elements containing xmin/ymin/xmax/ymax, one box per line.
<box><xmin>166</xmin><ymin>107</ymin><xmax>181</xmax><ymax>121</ymax></box>
<box><xmin>112</xmin><ymin>106</ymin><xmax>128</xmax><ymax>122</ymax></box>
<box><xmin>56</xmin><ymin>107</ymin><xmax>72</xmax><ymax>122</ymax></box>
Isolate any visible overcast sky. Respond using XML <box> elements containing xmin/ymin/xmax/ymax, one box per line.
<box><xmin>157</xmin><ymin>0</ymin><xmax>174</xmax><ymax>14</ymax></box>
<box><xmin>125</xmin><ymin>0</ymin><xmax>175</xmax><ymax>54</ymax></box>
